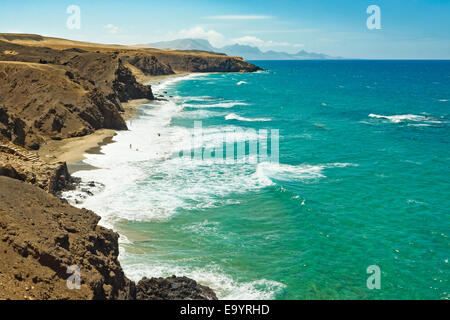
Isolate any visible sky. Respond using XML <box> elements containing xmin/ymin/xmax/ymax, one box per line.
<box><xmin>0</xmin><ymin>0</ymin><xmax>449</xmax><ymax>59</ymax></box>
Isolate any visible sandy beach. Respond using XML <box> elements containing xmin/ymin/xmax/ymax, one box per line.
<box><xmin>37</xmin><ymin>73</ymin><xmax>190</xmax><ymax>172</ymax></box>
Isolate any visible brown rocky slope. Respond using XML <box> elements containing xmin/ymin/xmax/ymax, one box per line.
<box><xmin>0</xmin><ymin>176</ymin><xmax>218</xmax><ymax>300</ymax></box>
<box><xmin>0</xmin><ymin>34</ymin><xmax>261</xmax><ymax>300</ymax></box>
<box><xmin>0</xmin><ymin>34</ymin><xmax>260</xmax><ymax>149</ymax></box>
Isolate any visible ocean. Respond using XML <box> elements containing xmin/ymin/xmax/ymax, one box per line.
<box><xmin>64</xmin><ymin>60</ymin><xmax>449</xmax><ymax>300</ymax></box>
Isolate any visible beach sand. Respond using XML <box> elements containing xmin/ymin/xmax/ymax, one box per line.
<box><xmin>37</xmin><ymin>73</ymin><xmax>189</xmax><ymax>173</ymax></box>
<box><xmin>37</xmin><ymin>129</ymin><xmax>116</xmax><ymax>173</ymax></box>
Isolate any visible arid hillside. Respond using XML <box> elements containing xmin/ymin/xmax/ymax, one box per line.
<box><xmin>0</xmin><ymin>34</ymin><xmax>260</xmax><ymax>149</ymax></box>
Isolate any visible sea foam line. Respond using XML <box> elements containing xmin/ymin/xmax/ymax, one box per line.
<box><xmin>225</xmin><ymin>113</ymin><xmax>272</xmax><ymax>122</ymax></box>
<box><xmin>184</xmin><ymin>101</ymin><xmax>250</xmax><ymax>108</ymax></box>
<box><xmin>368</xmin><ymin>113</ymin><xmax>447</xmax><ymax>125</ymax></box>
<box><xmin>121</xmin><ymin>258</ymin><xmax>286</xmax><ymax>300</ymax></box>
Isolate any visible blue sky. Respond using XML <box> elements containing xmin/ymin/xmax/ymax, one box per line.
<box><xmin>0</xmin><ymin>0</ymin><xmax>449</xmax><ymax>59</ymax></box>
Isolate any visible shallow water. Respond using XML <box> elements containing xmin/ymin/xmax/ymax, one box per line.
<box><xmin>65</xmin><ymin>61</ymin><xmax>449</xmax><ymax>300</ymax></box>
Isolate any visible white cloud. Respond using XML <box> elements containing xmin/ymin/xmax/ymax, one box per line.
<box><xmin>232</xmin><ymin>36</ymin><xmax>303</xmax><ymax>49</ymax></box>
<box><xmin>105</xmin><ymin>24</ymin><xmax>120</xmax><ymax>34</ymax></box>
<box><xmin>160</xmin><ymin>26</ymin><xmax>302</xmax><ymax>51</ymax></box>
<box><xmin>174</xmin><ymin>26</ymin><xmax>227</xmax><ymax>47</ymax></box>
<box><xmin>204</xmin><ymin>15</ymin><xmax>272</xmax><ymax>20</ymax></box>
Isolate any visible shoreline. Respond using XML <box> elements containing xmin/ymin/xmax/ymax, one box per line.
<box><xmin>38</xmin><ymin>73</ymin><xmax>191</xmax><ymax>173</ymax></box>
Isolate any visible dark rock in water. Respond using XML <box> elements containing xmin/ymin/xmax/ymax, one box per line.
<box><xmin>136</xmin><ymin>276</ymin><xmax>218</xmax><ymax>300</ymax></box>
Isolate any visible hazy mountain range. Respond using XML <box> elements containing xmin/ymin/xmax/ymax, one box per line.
<box><xmin>146</xmin><ymin>39</ymin><xmax>341</xmax><ymax>60</ymax></box>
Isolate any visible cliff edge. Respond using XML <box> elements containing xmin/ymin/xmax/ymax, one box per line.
<box><xmin>0</xmin><ymin>34</ymin><xmax>260</xmax><ymax>150</ymax></box>
<box><xmin>0</xmin><ymin>176</ymin><xmax>217</xmax><ymax>300</ymax></box>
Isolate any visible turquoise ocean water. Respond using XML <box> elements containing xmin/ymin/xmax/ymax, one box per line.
<box><xmin>65</xmin><ymin>61</ymin><xmax>449</xmax><ymax>300</ymax></box>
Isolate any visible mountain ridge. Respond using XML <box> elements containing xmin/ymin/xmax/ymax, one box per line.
<box><xmin>146</xmin><ymin>38</ymin><xmax>342</xmax><ymax>60</ymax></box>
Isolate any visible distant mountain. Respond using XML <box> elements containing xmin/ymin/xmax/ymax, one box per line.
<box><xmin>147</xmin><ymin>39</ymin><xmax>217</xmax><ymax>53</ymax></box>
<box><xmin>147</xmin><ymin>39</ymin><xmax>341</xmax><ymax>60</ymax></box>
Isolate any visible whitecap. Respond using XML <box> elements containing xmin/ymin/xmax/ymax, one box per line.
<box><xmin>237</xmin><ymin>81</ymin><xmax>248</xmax><ymax>86</ymax></box>
<box><xmin>175</xmin><ymin>109</ymin><xmax>224</xmax><ymax>119</ymax></box>
<box><xmin>151</xmin><ymin>73</ymin><xmax>207</xmax><ymax>94</ymax></box>
<box><xmin>184</xmin><ymin>101</ymin><xmax>249</xmax><ymax>108</ymax></box>
<box><xmin>368</xmin><ymin>113</ymin><xmax>446</xmax><ymax>125</ymax></box>
<box><xmin>255</xmin><ymin>163</ymin><xmax>326</xmax><ymax>185</ymax></box>
<box><xmin>369</xmin><ymin>113</ymin><xmax>428</xmax><ymax>123</ymax></box>
<box><xmin>225</xmin><ymin>113</ymin><xmax>271</xmax><ymax>122</ymax></box>
<box><xmin>121</xmin><ymin>260</ymin><xmax>286</xmax><ymax>300</ymax></box>
<box><xmin>255</xmin><ymin>162</ymin><xmax>358</xmax><ymax>185</ymax></box>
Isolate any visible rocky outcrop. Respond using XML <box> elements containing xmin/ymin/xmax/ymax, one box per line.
<box><xmin>136</xmin><ymin>276</ymin><xmax>218</xmax><ymax>300</ymax></box>
<box><xmin>122</xmin><ymin>53</ymin><xmax>174</xmax><ymax>76</ymax></box>
<box><xmin>113</xmin><ymin>60</ymin><xmax>154</xmax><ymax>103</ymax></box>
<box><xmin>0</xmin><ymin>144</ymin><xmax>219</xmax><ymax>300</ymax></box>
<box><xmin>150</xmin><ymin>51</ymin><xmax>261</xmax><ymax>73</ymax></box>
<box><xmin>0</xmin><ymin>35</ymin><xmax>261</xmax><ymax>149</ymax></box>
<box><xmin>0</xmin><ymin>176</ymin><xmax>136</xmax><ymax>300</ymax></box>
<box><xmin>0</xmin><ymin>141</ymin><xmax>73</xmax><ymax>195</ymax></box>
<box><xmin>0</xmin><ymin>176</ymin><xmax>218</xmax><ymax>300</ymax></box>
<box><xmin>0</xmin><ymin>33</ymin><xmax>259</xmax><ymax>300</ymax></box>
<box><xmin>0</xmin><ymin>61</ymin><xmax>127</xmax><ymax>149</ymax></box>
<box><xmin>0</xmin><ymin>106</ymin><xmax>28</xmax><ymax>147</ymax></box>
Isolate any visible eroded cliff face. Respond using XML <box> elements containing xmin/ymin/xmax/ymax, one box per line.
<box><xmin>150</xmin><ymin>51</ymin><xmax>261</xmax><ymax>73</ymax></box>
<box><xmin>0</xmin><ymin>141</ymin><xmax>73</xmax><ymax>195</ymax></box>
<box><xmin>0</xmin><ymin>41</ymin><xmax>157</xmax><ymax>149</ymax></box>
<box><xmin>0</xmin><ymin>176</ymin><xmax>218</xmax><ymax>300</ymax></box>
<box><xmin>0</xmin><ymin>62</ymin><xmax>127</xmax><ymax>149</ymax></box>
<box><xmin>0</xmin><ymin>176</ymin><xmax>136</xmax><ymax>300</ymax></box>
<box><xmin>0</xmin><ymin>37</ymin><xmax>260</xmax><ymax>149</ymax></box>
<box><xmin>0</xmin><ymin>34</ymin><xmax>260</xmax><ymax>300</ymax></box>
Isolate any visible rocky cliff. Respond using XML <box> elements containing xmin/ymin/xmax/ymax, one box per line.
<box><xmin>0</xmin><ymin>34</ymin><xmax>260</xmax><ymax>300</ymax></box>
<box><xmin>0</xmin><ymin>141</ymin><xmax>72</xmax><ymax>195</ymax></box>
<box><xmin>0</xmin><ymin>34</ymin><xmax>261</xmax><ymax>149</ymax></box>
<box><xmin>150</xmin><ymin>50</ymin><xmax>261</xmax><ymax>73</ymax></box>
<box><xmin>0</xmin><ymin>61</ymin><xmax>127</xmax><ymax>149</ymax></box>
<box><xmin>0</xmin><ymin>176</ymin><xmax>218</xmax><ymax>300</ymax></box>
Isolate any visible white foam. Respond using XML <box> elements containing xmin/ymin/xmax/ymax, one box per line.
<box><xmin>369</xmin><ymin>113</ymin><xmax>428</xmax><ymax>123</ymax></box>
<box><xmin>62</xmin><ymin>73</ymin><xmax>287</xmax><ymax>301</ymax></box>
<box><xmin>255</xmin><ymin>162</ymin><xmax>358</xmax><ymax>185</ymax></box>
<box><xmin>225</xmin><ymin>113</ymin><xmax>272</xmax><ymax>122</ymax></box>
<box><xmin>121</xmin><ymin>259</ymin><xmax>286</xmax><ymax>300</ymax></box>
<box><xmin>328</xmin><ymin>162</ymin><xmax>359</xmax><ymax>168</ymax></box>
<box><xmin>184</xmin><ymin>101</ymin><xmax>250</xmax><ymax>108</ymax></box>
<box><xmin>65</xmin><ymin>121</ymin><xmax>267</xmax><ymax>225</ymax></box>
<box><xmin>408</xmin><ymin>123</ymin><xmax>433</xmax><ymax>127</ymax></box>
<box><xmin>151</xmin><ymin>74</ymin><xmax>206</xmax><ymax>94</ymax></box>
<box><xmin>237</xmin><ymin>81</ymin><xmax>248</xmax><ymax>86</ymax></box>
<box><xmin>180</xmin><ymin>96</ymin><xmax>216</xmax><ymax>102</ymax></box>
<box><xmin>175</xmin><ymin>109</ymin><xmax>224</xmax><ymax>119</ymax></box>
<box><xmin>368</xmin><ymin>113</ymin><xmax>447</xmax><ymax>125</ymax></box>
<box><xmin>255</xmin><ymin>163</ymin><xmax>326</xmax><ymax>185</ymax></box>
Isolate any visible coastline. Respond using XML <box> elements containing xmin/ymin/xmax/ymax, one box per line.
<box><xmin>60</xmin><ymin>71</ymin><xmax>281</xmax><ymax>300</ymax></box>
<box><xmin>38</xmin><ymin>73</ymin><xmax>191</xmax><ymax>173</ymax></box>
<box><xmin>0</xmin><ymin>33</ymin><xmax>263</xmax><ymax>300</ymax></box>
